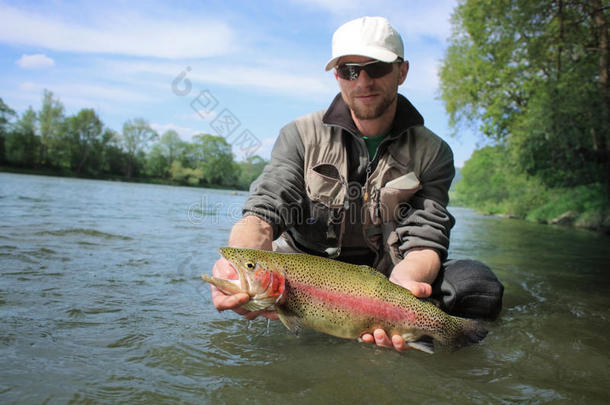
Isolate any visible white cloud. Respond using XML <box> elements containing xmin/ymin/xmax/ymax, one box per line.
<box><xmin>18</xmin><ymin>81</ymin><xmax>38</xmax><ymax>91</ymax></box>
<box><xmin>105</xmin><ymin>59</ymin><xmax>336</xmax><ymax>99</ymax></box>
<box><xmin>0</xmin><ymin>4</ymin><xmax>236</xmax><ymax>59</ymax></box>
<box><xmin>291</xmin><ymin>0</ymin><xmax>362</xmax><ymax>15</ymax></box>
<box><xmin>176</xmin><ymin>109</ymin><xmax>221</xmax><ymax>122</ymax></box>
<box><xmin>16</xmin><ymin>53</ymin><xmax>55</xmax><ymax>69</ymax></box>
<box><xmin>402</xmin><ymin>54</ymin><xmax>443</xmax><ymax>96</ymax></box>
<box><xmin>150</xmin><ymin>122</ymin><xmax>201</xmax><ymax>141</ymax></box>
<box><xmin>291</xmin><ymin>0</ymin><xmax>456</xmax><ymax>41</ymax></box>
<box><xmin>391</xmin><ymin>2</ymin><xmax>456</xmax><ymax>44</ymax></box>
<box><xmin>194</xmin><ymin>65</ymin><xmax>333</xmax><ymax>96</ymax></box>
<box><xmin>17</xmin><ymin>81</ymin><xmax>149</xmax><ymax>103</ymax></box>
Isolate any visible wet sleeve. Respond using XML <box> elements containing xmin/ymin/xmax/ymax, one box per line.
<box><xmin>395</xmin><ymin>139</ymin><xmax>456</xmax><ymax>261</ymax></box>
<box><xmin>242</xmin><ymin>122</ymin><xmax>306</xmax><ymax>239</ymax></box>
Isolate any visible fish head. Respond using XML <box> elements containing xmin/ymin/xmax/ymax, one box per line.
<box><xmin>214</xmin><ymin>247</ymin><xmax>286</xmax><ymax>311</ymax></box>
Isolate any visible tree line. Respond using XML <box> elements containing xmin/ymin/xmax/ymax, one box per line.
<box><xmin>440</xmin><ymin>0</ymin><xmax>609</xmax><ymax>229</ymax></box>
<box><xmin>0</xmin><ymin>90</ymin><xmax>267</xmax><ymax>190</ymax></box>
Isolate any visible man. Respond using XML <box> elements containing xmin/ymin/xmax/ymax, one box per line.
<box><xmin>211</xmin><ymin>16</ymin><xmax>503</xmax><ymax>351</ymax></box>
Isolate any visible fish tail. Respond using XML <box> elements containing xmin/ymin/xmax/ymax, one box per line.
<box><xmin>451</xmin><ymin>318</ymin><xmax>488</xmax><ymax>349</ymax></box>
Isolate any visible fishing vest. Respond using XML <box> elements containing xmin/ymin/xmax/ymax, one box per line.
<box><xmin>287</xmin><ymin>110</ymin><xmax>427</xmax><ymax>275</ymax></box>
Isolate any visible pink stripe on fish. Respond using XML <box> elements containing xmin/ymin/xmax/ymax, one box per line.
<box><xmin>289</xmin><ymin>280</ymin><xmax>418</xmax><ymax>323</ymax></box>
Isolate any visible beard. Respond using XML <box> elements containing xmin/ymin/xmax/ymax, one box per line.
<box><xmin>343</xmin><ymin>89</ymin><xmax>397</xmax><ymax>120</ymax></box>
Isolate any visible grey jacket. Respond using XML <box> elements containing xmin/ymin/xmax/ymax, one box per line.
<box><xmin>243</xmin><ymin>93</ymin><xmax>455</xmax><ymax>270</ymax></box>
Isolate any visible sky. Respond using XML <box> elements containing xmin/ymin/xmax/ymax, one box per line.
<box><xmin>0</xmin><ymin>0</ymin><xmax>482</xmax><ymax>166</ymax></box>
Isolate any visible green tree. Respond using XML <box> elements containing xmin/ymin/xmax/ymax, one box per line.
<box><xmin>145</xmin><ymin>143</ymin><xmax>169</xmax><ymax>178</ymax></box>
<box><xmin>145</xmin><ymin>130</ymin><xmax>185</xmax><ymax>178</ymax></box>
<box><xmin>0</xmin><ymin>98</ymin><xmax>14</xmax><ymax>131</ymax></box>
<box><xmin>169</xmin><ymin>160</ymin><xmax>203</xmax><ymax>185</ymax></box>
<box><xmin>64</xmin><ymin>108</ymin><xmax>104</xmax><ymax>174</ymax></box>
<box><xmin>236</xmin><ymin>155</ymin><xmax>268</xmax><ymax>189</ymax></box>
<box><xmin>121</xmin><ymin>118</ymin><xmax>157</xmax><ymax>178</ymax></box>
<box><xmin>191</xmin><ymin>133</ymin><xmax>238</xmax><ymax>186</ymax></box>
<box><xmin>158</xmin><ymin>130</ymin><xmax>183</xmax><ymax>169</ymax></box>
<box><xmin>0</xmin><ymin>97</ymin><xmax>16</xmax><ymax>164</ymax></box>
<box><xmin>38</xmin><ymin>89</ymin><xmax>65</xmax><ymax>167</ymax></box>
<box><xmin>100</xmin><ymin>128</ymin><xmax>128</xmax><ymax>176</ymax></box>
<box><xmin>440</xmin><ymin>0</ymin><xmax>609</xmax><ymax>199</ymax></box>
<box><xmin>455</xmin><ymin>145</ymin><xmax>549</xmax><ymax>217</ymax></box>
<box><xmin>5</xmin><ymin>106</ymin><xmax>38</xmax><ymax>166</ymax></box>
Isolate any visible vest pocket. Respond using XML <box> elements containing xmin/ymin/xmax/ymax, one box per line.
<box><xmin>301</xmin><ymin>164</ymin><xmax>348</xmax><ymax>256</ymax></box>
<box><xmin>305</xmin><ymin>164</ymin><xmax>346</xmax><ymax>208</ymax></box>
<box><xmin>365</xmin><ymin>172</ymin><xmax>421</xmax><ymax>271</ymax></box>
<box><xmin>378</xmin><ymin>172</ymin><xmax>421</xmax><ymax>222</ymax></box>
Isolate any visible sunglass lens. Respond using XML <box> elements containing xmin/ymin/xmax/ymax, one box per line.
<box><xmin>366</xmin><ymin>63</ymin><xmax>393</xmax><ymax>78</ymax></box>
<box><xmin>337</xmin><ymin>65</ymin><xmax>358</xmax><ymax>80</ymax></box>
<box><xmin>337</xmin><ymin>62</ymin><xmax>394</xmax><ymax>80</ymax></box>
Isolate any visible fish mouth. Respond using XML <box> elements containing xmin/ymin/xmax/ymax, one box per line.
<box><xmin>217</xmin><ymin>247</ymin><xmax>251</xmax><ymax>293</ymax></box>
<box><xmin>216</xmin><ymin>247</ymin><xmax>286</xmax><ymax>307</ymax></box>
<box><xmin>218</xmin><ymin>247</ymin><xmax>285</xmax><ymax>303</ymax></box>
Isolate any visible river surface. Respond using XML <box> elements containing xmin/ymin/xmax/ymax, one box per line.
<box><xmin>1</xmin><ymin>172</ymin><xmax>609</xmax><ymax>404</ymax></box>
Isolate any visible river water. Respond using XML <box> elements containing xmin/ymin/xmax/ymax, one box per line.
<box><xmin>1</xmin><ymin>172</ymin><xmax>609</xmax><ymax>404</ymax></box>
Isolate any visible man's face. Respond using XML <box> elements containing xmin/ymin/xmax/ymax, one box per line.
<box><xmin>335</xmin><ymin>55</ymin><xmax>408</xmax><ymax>121</ymax></box>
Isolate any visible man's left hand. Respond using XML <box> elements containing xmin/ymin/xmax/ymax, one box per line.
<box><xmin>359</xmin><ymin>280</ymin><xmax>433</xmax><ymax>351</ymax></box>
<box><xmin>360</xmin><ymin>249</ymin><xmax>440</xmax><ymax>351</ymax></box>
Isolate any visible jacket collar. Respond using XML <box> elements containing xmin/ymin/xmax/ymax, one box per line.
<box><xmin>322</xmin><ymin>93</ymin><xmax>424</xmax><ymax>137</ymax></box>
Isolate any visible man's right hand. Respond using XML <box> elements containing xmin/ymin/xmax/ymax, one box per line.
<box><xmin>210</xmin><ymin>258</ymin><xmax>278</xmax><ymax>320</ymax></box>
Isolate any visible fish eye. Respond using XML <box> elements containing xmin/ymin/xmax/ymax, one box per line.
<box><xmin>245</xmin><ymin>261</ymin><xmax>255</xmax><ymax>270</ymax></box>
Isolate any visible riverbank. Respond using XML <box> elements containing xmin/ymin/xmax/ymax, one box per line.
<box><xmin>5</xmin><ymin>166</ymin><xmax>608</xmax><ymax>234</ymax></box>
<box><xmin>478</xmin><ymin>209</ymin><xmax>610</xmax><ymax>235</ymax></box>
<box><xmin>0</xmin><ymin>166</ymin><xmax>244</xmax><ymax>191</ymax></box>
<box><xmin>451</xmin><ymin>184</ymin><xmax>610</xmax><ymax>235</ymax></box>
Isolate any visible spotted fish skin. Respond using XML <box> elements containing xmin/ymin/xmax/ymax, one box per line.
<box><xmin>203</xmin><ymin>247</ymin><xmax>488</xmax><ymax>353</ymax></box>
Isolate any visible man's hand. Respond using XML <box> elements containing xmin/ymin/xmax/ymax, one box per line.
<box><xmin>209</xmin><ymin>214</ymin><xmax>276</xmax><ymax>320</ymax></box>
<box><xmin>360</xmin><ymin>249</ymin><xmax>440</xmax><ymax>351</ymax></box>
<box><xmin>210</xmin><ymin>258</ymin><xmax>278</xmax><ymax>320</ymax></box>
<box><xmin>359</xmin><ymin>280</ymin><xmax>432</xmax><ymax>350</ymax></box>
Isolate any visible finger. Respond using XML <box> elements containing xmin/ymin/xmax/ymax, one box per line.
<box><xmin>360</xmin><ymin>333</ymin><xmax>375</xmax><ymax>344</ymax></box>
<box><xmin>212</xmin><ymin>258</ymin><xmax>239</xmax><ymax>279</ymax></box>
<box><xmin>212</xmin><ymin>289</ymin><xmax>250</xmax><ymax>311</ymax></box>
<box><xmin>391</xmin><ymin>334</ymin><xmax>409</xmax><ymax>352</ymax></box>
<box><xmin>373</xmin><ymin>329</ymin><xmax>393</xmax><ymax>348</ymax></box>
<box><xmin>406</xmin><ymin>281</ymin><xmax>432</xmax><ymax>298</ymax></box>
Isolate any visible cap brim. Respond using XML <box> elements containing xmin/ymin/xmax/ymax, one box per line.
<box><xmin>324</xmin><ymin>46</ymin><xmax>399</xmax><ymax>71</ymax></box>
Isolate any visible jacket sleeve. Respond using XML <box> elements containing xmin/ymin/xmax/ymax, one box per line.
<box><xmin>242</xmin><ymin>122</ymin><xmax>306</xmax><ymax>239</ymax></box>
<box><xmin>394</xmin><ymin>136</ymin><xmax>456</xmax><ymax>261</ymax></box>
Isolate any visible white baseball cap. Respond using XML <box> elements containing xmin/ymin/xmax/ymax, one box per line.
<box><xmin>324</xmin><ymin>16</ymin><xmax>404</xmax><ymax>71</ymax></box>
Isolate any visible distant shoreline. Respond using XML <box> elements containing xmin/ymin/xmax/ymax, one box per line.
<box><xmin>0</xmin><ymin>166</ymin><xmax>244</xmax><ymax>191</ymax></box>
<box><xmin>4</xmin><ymin>167</ymin><xmax>608</xmax><ymax>235</ymax></box>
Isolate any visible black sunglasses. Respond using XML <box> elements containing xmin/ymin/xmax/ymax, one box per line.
<box><xmin>336</xmin><ymin>60</ymin><xmax>396</xmax><ymax>81</ymax></box>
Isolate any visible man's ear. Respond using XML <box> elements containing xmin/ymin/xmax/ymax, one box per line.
<box><xmin>398</xmin><ymin>61</ymin><xmax>409</xmax><ymax>85</ymax></box>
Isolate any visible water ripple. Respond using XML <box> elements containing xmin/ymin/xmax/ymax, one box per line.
<box><xmin>35</xmin><ymin>228</ymin><xmax>133</xmax><ymax>240</ymax></box>
<box><xmin>2</xmin><ymin>174</ymin><xmax>610</xmax><ymax>404</ymax></box>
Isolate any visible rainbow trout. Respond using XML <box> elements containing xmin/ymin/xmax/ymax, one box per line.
<box><xmin>202</xmin><ymin>247</ymin><xmax>488</xmax><ymax>353</ymax></box>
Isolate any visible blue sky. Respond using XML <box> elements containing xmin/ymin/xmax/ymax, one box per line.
<box><xmin>0</xmin><ymin>0</ymin><xmax>482</xmax><ymax>166</ymax></box>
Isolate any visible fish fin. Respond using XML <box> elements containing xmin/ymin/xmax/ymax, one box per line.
<box><xmin>276</xmin><ymin>308</ymin><xmax>303</xmax><ymax>337</ymax></box>
<box><xmin>407</xmin><ymin>337</ymin><xmax>435</xmax><ymax>354</ymax></box>
<box><xmin>453</xmin><ymin>319</ymin><xmax>488</xmax><ymax>349</ymax></box>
